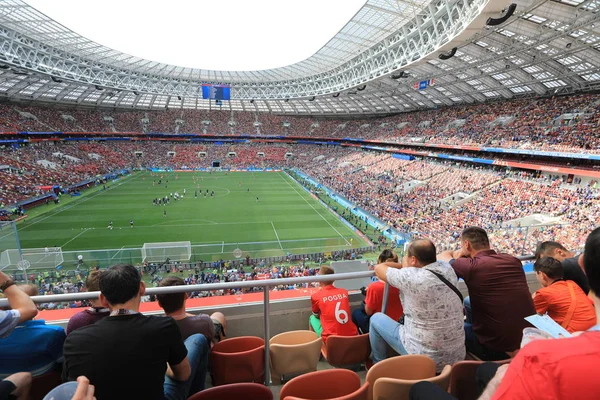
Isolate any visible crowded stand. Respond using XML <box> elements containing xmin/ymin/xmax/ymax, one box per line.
<box><xmin>0</xmin><ymin>93</ymin><xmax>599</xmax><ymax>153</ymax></box>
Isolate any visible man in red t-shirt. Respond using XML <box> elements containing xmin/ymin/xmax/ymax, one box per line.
<box><xmin>352</xmin><ymin>249</ymin><xmax>403</xmax><ymax>333</ymax></box>
<box><xmin>309</xmin><ymin>265</ymin><xmax>357</xmax><ymax>344</ymax></box>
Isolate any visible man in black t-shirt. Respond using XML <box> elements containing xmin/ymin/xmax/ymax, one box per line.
<box><xmin>535</xmin><ymin>241</ymin><xmax>590</xmax><ymax>294</ymax></box>
<box><xmin>63</xmin><ymin>264</ymin><xmax>209</xmax><ymax>400</ymax></box>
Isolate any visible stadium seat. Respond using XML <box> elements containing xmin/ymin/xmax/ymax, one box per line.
<box><xmin>449</xmin><ymin>360</ymin><xmax>511</xmax><ymax>400</ymax></box>
<box><xmin>269</xmin><ymin>330</ymin><xmax>322</xmax><ymax>384</ymax></box>
<box><xmin>187</xmin><ymin>383</ymin><xmax>273</xmax><ymax>400</ymax></box>
<box><xmin>321</xmin><ymin>333</ymin><xmax>371</xmax><ymax>368</ymax></box>
<box><xmin>283</xmin><ymin>383</ymin><xmax>369</xmax><ymax>400</ymax></box>
<box><xmin>372</xmin><ymin>364</ymin><xmax>451</xmax><ymax>400</ymax></box>
<box><xmin>31</xmin><ymin>370</ymin><xmax>63</xmax><ymax>400</ymax></box>
<box><xmin>210</xmin><ymin>336</ymin><xmax>265</xmax><ymax>386</ymax></box>
<box><xmin>365</xmin><ymin>355</ymin><xmax>446</xmax><ymax>400</ymax></box>
<box><xmin>280</xmin><ymin>369</ymin><xmax>368</xmax><ymax>400</ymax></box>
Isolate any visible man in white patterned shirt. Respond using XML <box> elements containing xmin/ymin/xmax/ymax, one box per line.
<box><xmin>369</xmin><ymin>239</ymin><xmax>465</xmax><ymax>372</ymax></box>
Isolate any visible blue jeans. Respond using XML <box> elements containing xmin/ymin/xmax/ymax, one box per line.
<box><xmin>352</xmin><ymin>306</ymin><xmax>370</xmax><ymax>334</ymax></box>
<box><xmin>164</xmin><ymin>334</ymin><xmax>209</xmax><ymax>400</ymax></box>
<box><xmin>369</xmin><ymin>312</ymin><xmax>407</xmax><ymax>363</ymax></box>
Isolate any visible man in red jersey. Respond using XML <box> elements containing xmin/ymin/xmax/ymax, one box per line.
<box><xmin>309</xmin><ymin>265</ymin><xmax>357</xmax><ymax>344</ymax></box>
<box><xmin>352</xmin><ymin>249</ymin><xmax>403</xmax><ymax>333</ymax></box>
<box><xmin>410</xmin><ymin>226</ymin><xmax>600</xmax><ymax>400</ymax></box>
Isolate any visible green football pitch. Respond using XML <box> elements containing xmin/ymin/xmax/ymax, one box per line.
<box><xmin>8</xmin><ymin>171</ymin><xmax>369</xmax><ymax>268</ymax></box>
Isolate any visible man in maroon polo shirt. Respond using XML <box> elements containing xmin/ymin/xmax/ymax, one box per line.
<box><xmin>439</xmin><ymin>227</ymin><xmax>534</xmax><ymax>360</ymax></box>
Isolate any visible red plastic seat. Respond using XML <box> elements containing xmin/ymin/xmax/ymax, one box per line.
<box><xmin>187</xmin><ymin>383</ymin><xmax>273</xmax><ymax>400</ymax></box>
<box><xmin>280</xmin><ymin>369</ymin><xmax>367</xmax><ymax>400</ymax></box>
<box><xmin>210</xmin><ymin>336</ymin><xmax>265</xmax><ymax>386</ymax></box>
<box><xmin>321</xmin><ymin>334</ymin><xmax>371</xmax><ymax>368</ymax></box>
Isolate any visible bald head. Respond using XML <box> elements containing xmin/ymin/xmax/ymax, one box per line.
<box><xmin>406</xmin><ymin>239</ymin><xmax>437</xmax><ymax>266</ymax></box>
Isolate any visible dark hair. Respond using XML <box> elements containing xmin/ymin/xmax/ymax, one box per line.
<box><xmin>461</xmin><ymin>227</ymin><xmax>490</xmax><ymax>250</ymax></box>
<box><xmin>535</xmin><ymin>241</ymin><xmax>568</xmax><ymax>260</ymax></box>
<box><xmin>533</xmin><ymin>257</ymin><xmax>564</xmax><ymax>280</ymax></box>
<box><xmin>157</xmin><ymin>276</ymin><xmax>186</xmax><ymax>314</ymax></box>
<box><xmin>583</xmin><ymin>227</ymin><xmax>600</xmax><ymax>295</ymax></box>
<box><xmin>378</xmin><ymin>249</ymin><xmax>398</xmax><ymax>264</ymax></box>
<box><xmin>406</xmin><ymin>239</ymin><xmax>437</xmax><ymax>265</ymax></box>
<box><xmin>99</xmin><ymin>264</ymin><xmax>141</xmax><ymax>305</ymax></box>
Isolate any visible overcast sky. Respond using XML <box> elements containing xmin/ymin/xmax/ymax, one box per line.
<box><xmin>25</xmin><ymin>0</ymin><xmax>365</xmax><ymax>71</ymax></box>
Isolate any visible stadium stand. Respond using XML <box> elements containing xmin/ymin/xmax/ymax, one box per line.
<box><xmin>0</xmin><ymin>94</ymin><xmax>599</xmax><ymax>152</ymax></box>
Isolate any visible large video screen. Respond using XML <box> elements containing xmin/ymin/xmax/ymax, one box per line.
<box><xmin>201</xmin><ymin>84</ymin><xmax>231</xmax><ymax>101</ymax></box>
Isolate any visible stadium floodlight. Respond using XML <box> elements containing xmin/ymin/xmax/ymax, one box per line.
<box><xmin>51</xmin><ymin>76</ymin><xmax>63</xmax><ymax>83</ymax></box>
<box><xmin>486</xmin><ymin>3</ymin><xmax>517</xmax><ymax>26</ymax></box>
<box><xmin>141</xmin><ymin>241</ymin><xmax>192</xmax><ymax>263</ymax></box>
<box><xmin>309</xmin><ymin>97</ymin><xmax>316</xmax><ymax>101</ymax></box>
<box><xmin>357</xmin><ymin>85</ymin><xmax>367</xmax><ymax>91</ymax></box>
<box><xmin>439</xmin><ymin>47</ymin><xmax>457</xmax><ymax>60</ymax></box>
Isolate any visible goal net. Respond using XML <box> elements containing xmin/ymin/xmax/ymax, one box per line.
<box><xmin>141</xmin><ymin>241</ymin><xmax>192</xmax><ymax>263</ymax></box>
<box><xmin>0</xmin><ymin>247</ymin><xmax>64</xmax><ymax>271</ymax></box>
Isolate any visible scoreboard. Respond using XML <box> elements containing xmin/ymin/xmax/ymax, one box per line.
<box><xmin>201</xmin><ymin>84</ymin><xmax>231</xmax><ymax>101</ymax></box>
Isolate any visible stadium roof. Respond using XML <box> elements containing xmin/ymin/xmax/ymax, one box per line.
<box><xmin>0</xmin><ymin>0</ymin><xmax>598</xmax><ymax>115</ymax></box>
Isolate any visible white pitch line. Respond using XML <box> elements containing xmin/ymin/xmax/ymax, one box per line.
<box><xmin>271</xmin><ymin>221</ymin><xmax>284</xmax><ymax>250</ymax></box>
<box><xmin>221</xmin><ymin>241</ymin><xmax>225</xmax><ymax>254</ymax></box>
<box><xmin>110</xmin><ymin>246</ymin><xmax>126</xmax><ymax>260</ymax></box>
<box><xmin>61</xmin><ymin>228</ymin><xmax>90</xmax><ymax>248</ymax></box>
<box><xmin>278</xmin><ymin>172</ymin><xmax>351</xmax><ymax>246</ymax></box>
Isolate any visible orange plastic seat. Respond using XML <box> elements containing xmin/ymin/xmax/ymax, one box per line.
<box><xmin>449</xmin><ymin>359</ymin><xmax>511</xmax><ymax>400</ymax></box>
<box><xmin>280</xmin><ymin>369</ymin><xmax>367</xmax><ymax>400</ymax></box>
<box><xmin>284</xmin><ymin>382</ymin><xmax>369</xmax><ymax>400</ymax></box>
<box><xmin>321</xmin><ymin>333</ymin><xmax>371</xmax><ymax>368</ymax></box>
<box><xmin>270</xmin><ymin>330</ymin><xmax>322</xmax><ymax>384</ymax></box>
<box><xmin>366</xmin><ymin>355</ymin><xmax>448</xmax><ymax>400</ymax></box>
<box><xmin>373</xmin><ymin>364</ymin><xmax>451</xmax><ymax>400</ymax></box>
<box><xmin>187</xmin><ymin>383</ymin><xmax>273</xmax><ymax>400</ymax></box>
<box><xmin>209</xmin><ymin>336</ymin><xmax>265</xmax><ymax>386</ymax></box>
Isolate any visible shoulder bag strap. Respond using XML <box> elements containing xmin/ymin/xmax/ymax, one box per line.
<box><xmin>561</xmin><ymin>281</ymin><xmax>577</xmax><ymax>329</ymax></box>
<box><xmin>428</xmin><ymin>270</ymin><xmax>464</xmax><ymax>303</ymax></box>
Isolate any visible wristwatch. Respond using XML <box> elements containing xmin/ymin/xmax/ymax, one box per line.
<box><xmin>0</xmin><ymin>279</ymin><xmax>15</xmax><ymax>292</ymax></box>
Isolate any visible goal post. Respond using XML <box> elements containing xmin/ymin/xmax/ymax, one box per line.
<box><xmin>0</xmin><ymin>247</ymin><xmax>64</xmax><ymax>271</ymax></box>
<box><xmin>141</xmin><ymin>241</ymin><xmax>192</xmax><ymax>263</ymax></box>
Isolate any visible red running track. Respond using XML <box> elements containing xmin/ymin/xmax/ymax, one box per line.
<box><xmin>38</xmin><ymin>287</ymin><xmax>323</xmax><ymax>322</ymax></box>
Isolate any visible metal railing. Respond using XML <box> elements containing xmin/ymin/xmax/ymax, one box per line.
<box><xmin>0</xmin><ymin>256</ymin><xmax>536</xmax><ymax>385</ymax></box>
<box><xmin>0</xmin><ymin>270</ymin><xmax>375</xmax><ymax>385</ymax></box>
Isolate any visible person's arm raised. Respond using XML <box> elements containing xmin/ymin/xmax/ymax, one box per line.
<box><xmin>374</xmin><ymin>261</ymin><xmax>403</xmax><ymax>282</ymax></box>
<box><xmin>1</xmin><ymin>272</ymin><xmax>38</xmax><ymax>322</ymax></box>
